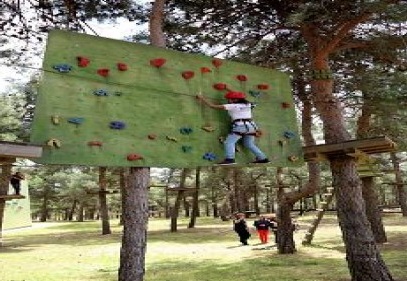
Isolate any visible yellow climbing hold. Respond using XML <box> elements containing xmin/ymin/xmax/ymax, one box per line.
<box><xmin>166</xmin><ymin>136</ymin><xmax>178</xmax><ymax>142</ymax></box>
<box><xmin>51</xmin><ymin>115</ymin><xmax>60</xmax><ymax>125</ymax></box>
<box><xmin>288</xmin><ymin>155</ymin><xmax>298</xmax><ymax>162</ymax></box>
<box><xmin>201</xmin><ymin>125</ymin><xmax>215</xmax><ymax>132</ymax></box>
<box><xmin>47</xmin><ymin>138</ymin><xmax>62</xmax><ymax>148</ymax></box>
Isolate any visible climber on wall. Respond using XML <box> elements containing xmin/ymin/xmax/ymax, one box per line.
<box><xmin>196</xmin><ymin>91</ymin><xmax>269</xmax><ymax>165</ymax></box>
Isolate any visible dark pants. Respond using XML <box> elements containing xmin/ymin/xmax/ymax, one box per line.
<box><xmin>237</xmin><ymin>230</ymin><xmax>250</xmax><ymax>245</ymax></box>
<box><xmin>11</xmin><ymin>182</ymin><xmax>21</xmax><ymax>195</ymax></box>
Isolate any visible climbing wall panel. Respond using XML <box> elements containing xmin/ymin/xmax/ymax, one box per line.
<box><xmin>30</xmin><ymin>30</ymin><xmax>303</xmax><ymax>168</ymax></box>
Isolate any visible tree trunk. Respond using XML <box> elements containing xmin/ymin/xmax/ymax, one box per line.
<box><xmin>305</xmin><ymin>36</ymin><xmax>394</xmax><ymax>278</ymax></box>
<box><xmin>170</xmin><ymin>168</ymin><xmax>188</xmax><ymax>232</ymax></box>
<box><xmin>98</xmin><ymin>167</ymin><xmax>111</xmax><ymax>235</ymax></box>
<box><xmin>276</xmin><ymin>167</ymin><xmax>296</xmax><ymax>253</ymax></box>
<box><xmin>0</xmin><ymin>164</ymin><xmax>12</xmax><ymax>247</ymax></box>
<box><xmin>277</xmin><ymin>202</ymin><xmax>296</xmax><ymax>254</ymax></box>
<box><xmin>361</xmin><ymin>176</ymin><xmax>387</xmax><ymax>243</ymax></box>
<box><xmin>118</xmin><ymin>167</ymin><xmax>149</xmax><ymax>281</ymax></box>
<box><xmin>77</xmin><ymin>202</ymin><xmax>84</xmax><ymax>222</ymax></box>
<box><xmin>390</xmin><ymin>152</ymin><xmax>407</xmax><ymax>216</ymax></box>
<box><xmin>171</xmin><ymin>191</ymin><xmax>184</xmax><ymax>232</ymax></box>
<box><xmin>253</xmin><ymin>182</ymin><xmax>260</xmax><ymax>215</ymax></box>
<box><xmin>40</xmin><ymin>187</ymin><xmax>49</xmax><ymax>222</ymax></box>
<box><xmin>188</xmin><ymin>168</ymin><xmax>200</xmax><ymax>228</ymax></box>
<box><xmin>356</xmin><ymin>91</ymin><xmax>387</xmax><ymax>242</ymax></box>
<box><xmin>332</xmin><ymin>158</ymin><xmax>393</xmax><ymax>281</ymax></box>
<box><xmin>119</xmin><ymin>168</ymin><xmax>126</xmax><ymax>225</ymax></box>
<box><xmin>68</xmin><ymin>199</ymin><xmax>77</xmax><ymax>221</ymax></box>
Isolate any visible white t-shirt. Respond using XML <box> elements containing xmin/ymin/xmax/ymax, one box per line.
<box><xmin>223</xmin><ymin>103</ymin><xmax>252</xmax><ymax>120</ymax></box>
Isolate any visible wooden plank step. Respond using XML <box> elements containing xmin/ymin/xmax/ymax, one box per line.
<box><xmin>0</xmin><ymin>194</ymin><xmax>26</xmax><ymax>200</ymax></box>
<box><xmin>302</xmin><ymin>136</ymin><xmax>397</xmax><ymax>162</ymax></box>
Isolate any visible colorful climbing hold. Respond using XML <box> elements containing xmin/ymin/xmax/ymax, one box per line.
<box><xmin>68</xmin><ymin>117</ymin><xmax>84</xmax><ymax>125</ymax></box>
<box><xmin>282</xmin><ymin>102</ymin><xmax>291</xmax><ymax>108</ymax></box>
<box><xmin>284</xmin><ymin>131</ymin><xmax>296</xmax><ymax>139</ymax></box>
<box><xmin>200</xmin><ymin>67</ymin><xmax>212</xmax><ymax>73</ymax></box>
<box><xmin>94</xmin><ymin>89</ymin><xmax>109</xmax><ymax>96</ymax></box>
<box><xmin>46</xmin><ymin>138</ymin><xmax>62</xmax><ymax>148</ymax></box>
<box><xmin>254</xmin><ymin>130</ymin><xmax>263</xmax><ymax>138</ymax></box>
<box><xmin>257</xmin><ymin>84</ymin><xmax>269</xmax><ymax>90</ymax></box>
<box><xmin>117</xmin><ymin>62</ymin><xmax>128</xmax><ymax>71</ymax></box>
<box><xmin>166</xmin><ymin>136</ymin><xmax>178</xmax><ymax>142</ymax></box>
<box><xmin>76</xmin><ymin>56</ymin><xmax>90</xmax><ymax>67</ymax></box>
<box><xmin>97</xmin><ymin>68</ymin><xmax>110</xmax><ymax>77</ymax></box>
<box><xmin>109</xmin><ymin>121</ymin><xmax>126</xmax><ymax>130</ymax></box>
<box><xmin>179</xmin><ymin>127</ymin><xmax>193</xmax><ymax>134</ymax></box>
<box><xmin>88</xmin><ymin>141</ymin><xmax>103</xmax><ymax>147</ymax></box>
<box><xmin>201</xmin><ymin>125</ymin><xmax>215</xmax><ymax>132</ymax></box>
<box><xmin>127</xmin><ymin>154</ymin><xmax>143</xmax><ymax>161</ymax></box>
<box><xmin>53</xmin><ymin>64</ymin><xmax>72</xmax><ymax>73</ymax></box>
<box><xmin>213</xmin><ymin>83</ymin><xmax>227</xmax><ymax>90</ymax></box>
<box><xmin>51</xmin><ymin>115</ymin><xmax>60</xmax><ymax>125</ymax></box>
<box><xmin>288</xmin><ymin>155</ymin><xmax>299</xmax><ymax>162</ymax></box>
<box><xmin>236</xmin><ymin>75</ymin><xmax>247</xmax><ymax>82</ymax></box>
<box><xmin>182</xmin><ymin>71</ymin><xmax>195</xmax><ymax>80</ymax></box>
<box><xmin>203</xmin><ymin>152</ymin><xmax>217</xmax><ymax>161</ymax></box>
<box><xmin>212</xmin><ymin>59</ymin><xmax>222</xmax><ymax>68</ymax></box>
<box><xmin>150</xmin><ymin>58</ymin><xmax>166</xmax><ymax>68</ymax></box>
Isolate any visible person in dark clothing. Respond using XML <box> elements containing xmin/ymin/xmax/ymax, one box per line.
<box><xmin>10</xmin><ymin>172</ymin><xmax>24</xmax><ymax>195</ymax></box>
<box><xmin>267</xmin><ymin>214</ymin><xmax>278</xmax><ymax>245</ymax></box>
<box><xmin>233</xmin><ymin>212</ymin><xmax>251</xmax><ymax>245</ymax></box>
<box><xmin>253</xmin><ymin>215</ymin><xmax>272</xmax><ymax>244</ymax></box>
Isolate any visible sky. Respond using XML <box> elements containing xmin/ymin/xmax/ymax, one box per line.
<box><xmin>0</xmin><ymin>18</ymin><xmax>145</xmax><ymax>93</ymax></box>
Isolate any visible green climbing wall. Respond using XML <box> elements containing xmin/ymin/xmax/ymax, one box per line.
<box><xmin>30</xmin><ymin>30</ymin><xmax>303</xmax><ymax>168</ymax></box>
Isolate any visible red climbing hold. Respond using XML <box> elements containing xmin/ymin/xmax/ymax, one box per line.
<box><xmin>150</xmin><ymin>58</ymin><xmax>166</xmax><ymax>68</ymax></box>
<box><xmin>77</xmin><ymin>56</ymin><xmax>90</xmax><ymax>67</ymax></box>
<box><xmin>182</xmin><ymin>71</ymin><xmax>195</xmax><ymax>80</ymax></box>
<box><xmin>257</xmin><ymin>84</ymin><xmax>269</xmax><ymax>90</ymax></box>
<box><xmin>213</xmin><ymin>83</ymin><xmax>227</xmax><ymax>90</ymax></box>
<box><xmin>97</xmin><ymin>68</ymin><xmax>110</xmax><ymax>77</ymax></box>
<box><xmin>88</xmin><ymin>141</ymin><xmax>103</xmax><ymax>147</ymax></box>
<box><xmin>148</xmin><ymin>134</ymin><xmax>157</xmax><ymax>140</ymax></box>
<box><xmin>282</xmin><ymin>102</ymin><xmax>291</xmax><ymax>108</ymax></box>
<box><xmin>236</xmin><ymin>75</ymin><xmax>248</xmax><ymax>82</ymax></box>
<box><xmin>117</xmin><ymin>63</ymin><xmax>128</xmax><ymax>71</ymax></box>
<box><xmin>212</xmin><ymin>58</ymin><xmax>222</xmax><ymax>68</ymax></box>
<box><xmin>127</xmin><ymin>154</ymin><xmax>143</xmax><ymax>161</ymax></box>
<box><xmin>200</xmin><ymin>67</ymin><xmax>212</xmax><ymax>73</ymax></box>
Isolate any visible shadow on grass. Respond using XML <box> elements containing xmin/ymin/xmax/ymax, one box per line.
<box><xmin>86</xmin><ymin>252</ymin><xmax>351</xmax><ymax>281</ymax></box>
<box><xmin>2</xmin><ymin>221</ymin><xmax>240</xmax><ymax>252</ymax></box>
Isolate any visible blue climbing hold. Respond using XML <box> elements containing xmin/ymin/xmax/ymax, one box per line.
<box><xmin>284</xmin><ymin>131</ymin><xmax>296</xmax><ymax>139</ymax></box>
<box><xmin>53</xmin><ymin>64</ymin><xmax>73</xmax><ymax>73</ymax></box>
<box><xmin>94</xmin><ymin>89</ymin><xmax>109</xmax><ymax>96</ymax></box>
<box><xmin>68</xmin><ymin>117</ymin><xmax>84</xmax><ymax>125</ymax></box>
<box><xmin>110</xmin><ymin>121</ymin><xmax>126</xmax><ymax>130</ymax></box>
<box><xmin>203</xmin><ymin>152</ymin><xmax>217</xmax><ymax>161</ymax></box>
<box><xmin>180</xmin><ymin>127</ymin><xmax>193</xmax><ymax>134</ymax></box>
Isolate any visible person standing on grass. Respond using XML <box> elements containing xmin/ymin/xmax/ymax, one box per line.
<box><xmin>233</xmin><ymin>212</ymin><xmax>251</xmax><ymax>245</ymax></box>
<box><xmin>10</xmin><ymin>171</ymin><xmax>25</xmax><ymax>195</ymax></box>
<box><xmin>196</xmin><ymin>91</ymin><xmax>269</xmax><ymax>165</ymax></box>
<box><xmin>253</xmin><ymin>215</ymin><xmax>272</xmax><ymax>244</ymax></box>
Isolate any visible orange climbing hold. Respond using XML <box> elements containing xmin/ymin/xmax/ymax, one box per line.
<box><xmin>127</xmin><ymin>154</ymin><xmax>143</xmax><ymax>161</ymax></box>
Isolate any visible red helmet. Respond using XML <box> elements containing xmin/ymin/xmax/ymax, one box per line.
<box><xmin>224</xmin><ymin>91</ymin><xmax>246</xmax><ymax>99</ymax></box>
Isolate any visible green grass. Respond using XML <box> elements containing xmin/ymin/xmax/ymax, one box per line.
<box><xmin>1</xmin><ymin>214</ymin><xmax>406</xmax><ymax>281</ymax></box>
